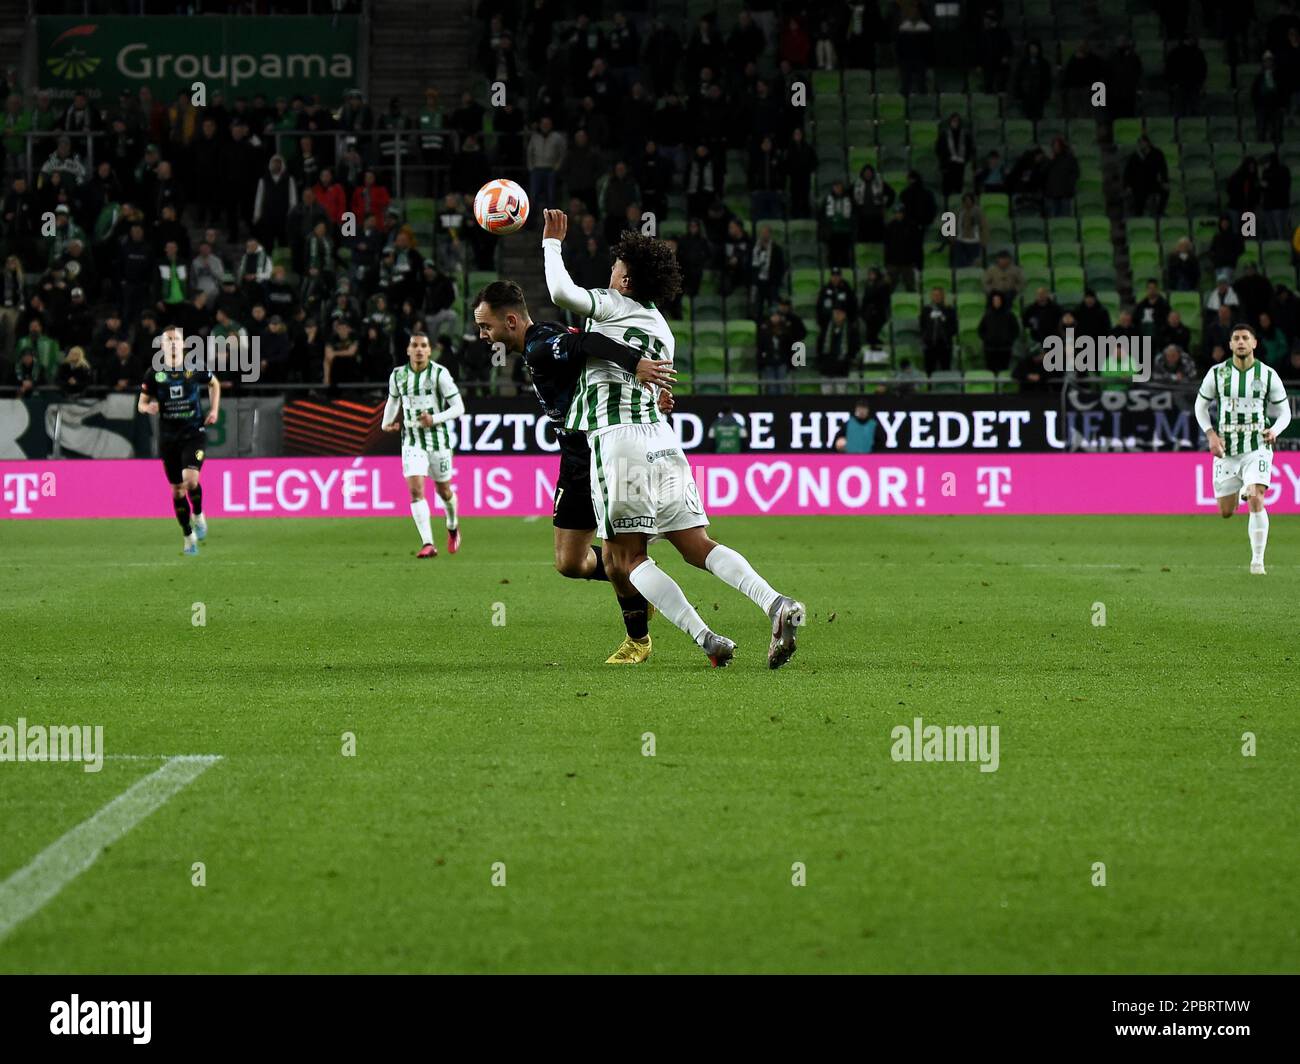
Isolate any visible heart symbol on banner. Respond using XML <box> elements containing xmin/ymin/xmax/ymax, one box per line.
<box><xmin>744</xmin><ymin>462</ymin><xmax>793</xmax><ymax>512</ymax></box>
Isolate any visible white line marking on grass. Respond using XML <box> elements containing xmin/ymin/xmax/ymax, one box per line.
<box><xmin>0</xmin><ymin>755</ymin><xmax>221</xmax><ymax>943</ymax></box>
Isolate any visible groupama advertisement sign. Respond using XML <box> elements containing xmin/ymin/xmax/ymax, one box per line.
<box><xmin>38</xmin><ymin>16</ymin><xmax>358</xmax><ymax>101</ymax></box>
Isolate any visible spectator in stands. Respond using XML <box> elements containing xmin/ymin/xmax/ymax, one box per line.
<box><xmin>1152</xmin><ymin>343</ymin><xmax>1198</xmax><ymax>384</ymax></box>
<box><xmin>557</xmin><ymin>128</ymin><xmax>601</xmax><ymax>215</ymax></box>
<box><xmin>56</xmin><ymin>344</ymin><xmax>92</xmax><ymax>396</ymax></box>
<box><xmin>635</xmin><ymin>139</ymin><xmax>669</xmax><ymax>223</ymax></box>
<box><xmin>350</xmin><ymin>170</ymin><xmax>389</xmax><ymax>233</ymax></box>
<box><xmin>292</xmin><ymin>135</ymin><xmax>322</xmax><ymax>191</ymax></box>
<box><xmin>1023</xmin><ymin>287</ymin><xmax>1063</xmax><ymax>344</ymax></box>
<box><xmin>977</xmin><ymin>10</ymin><xmax>1014</xmax><ymax>94</ymax></box>
<box><xmin>286</xmin><ymin>187</ymin><xmax>327</xmax><ymax>278</ymax></box>
<box><xmin>1074</xmin><ymin>290</ymin><xmax>1111</xmax><ymax>338</ymax></box>
<box><xmin>1256</xmin><ymin>311</ymin><xmax>1289</xmax><ymax>367</ymax></box>
<box><xmin>676</xmin><ymin>217</ymin><xmax>711</xmax><ymax>299</ymax></box>
<box><xmin>1012</xmin><ymin>340</ymin><xmax>1056</xmax><ymax>391</ymax></box>
<box><xmin>935</xmin><ymin>113</ymin><xmax>975</xmax><ymax>201</ymax></box>
<box><xmin>777</xmin><ymin>296</ymin><xmax>808</xmax><ymax>347</ymax></box>
<box><xmin>1043</xmin><ymin>138</ymin><xmax>1080</xmax><ymax>218</ymax></box>
<box><xmin>757</xmin><ymin>308</ymin><xmax>792</xmax><ymax>395</ymax></box>
<box><xmin>920</xmin><ymin>286</ymin><xmax>957</xmax><ymax>374</ymax></box>
<box><xmin>1287</xmin><ymin>346</ymin><xmax>1300</xmax><ymax>381</ymax></box>
<box><xmin>1157</xmin><ymin>309</ymin><xmax>1191</xmax><ymax>354</ymax></box>
<box><xmin>1166</xmin><ymin>238</ymin><xmax>1201</xmax><ymax>292</ymax></box>
<box><xmin>1260</xmin><ymin>153</ymin><xmax>1292</xmax><ymax>240</ymax></box>
<box><xmin>313</xmin><ymin>169</ymin><xmax>347</xmax><ymax>227</ymax></box>
<box><xmin>749</xmin><ymin>135</ymin><xmax>786</xmax><ymax>224</ymax></box>
<box><xmin>1235</xmin><ymin>262</ymin><xmax>1274</xmax><ymax>324</ymax></box>
<box><xmin>237</xmin><ymin>238</ymin><xmax>272</xmax><ymax>303</ymax></box>
<box><xmin>750</xmin><ymin>224</ymin><xmax>785</xmax><ymax>311</ymax></box>
<box><xmin>156</xmin><ymin>239</ymin><xmax>188</xmax><ymax>313</ymax></box>
<box><xmin>118</xmin><ymin>222</ymin><xmax>154</xmax><ymax>326</ymax></box>
<box><xmin>720</xmin><ymin>218</ymin><xmax>752</xmax><ymax>305</ymax></box>
<box><xmin>1252</xmin><ymin>52</ymin><xmax>1286</xmax><ymax>143</ymax></box>
<box><xmin>900</xmin><ymin>170</ymin><xmax>937</xmax><ymax>231</ymax></box>
<box><xmin>449</xmin><ymin>90</ymin><xmax>485</xmax><ymax>142</ymax></box>
<box><xmin>1226</xmin><ymin>157</ymin><xmax>1262</xmax><ymax>230</ymax></box>
<box><xmin>861</xmin><ymin>266</ymin><xmax>891</xmax><ymax>347</ymax></box>
<box><xmin>4</xmin><ymin>175</ymin><xmax>37</xmax><ymax>266</ymax></box>
<box><xmin>1</xmin><ymin>254</ymin><xmax>24</xmax><ymax>355</ymax></box>
<box><xmin>1106</xmin><ymin>38</ymin><xmax>1142</xmax><ymax>119</ymax></box>
<box><xmin>816</xmin><ymin>267</ymin><xmax>858</xmax><ymax>329</ymax></box>
<box><xmin>1270</xmin><ymin>284</ymin><xmax>1300</xmax><ymax>340</ymax></box>
<box><xmin>222</xmin><ymin>121</ymin><xmax>260</xmax><ymax>241</ymax></box>
<box><xmin>1165</xmin><ymin>36</ymin><xmax>1207</xmax><ymax>118</ymax></box>
<box><xmin>1012</xmin><ymin>41</ymin><xmax>1052</xmax><ymax>122</ymax></box>
<box><xmin>1007</xmin><ymin>145</ymin><xmax>1047</xmax><ymax>214</ymax></box>
<box><xmin>778</xmin><ymin>16</ymin><xmax>812</xmax><ymax>69</ymax></box>
<box><xmin>15</xmin><ymin>317</ymin><xmax>59</xmax><ymax>381</ymax></box>
<box><xmin>1135</xmin><ymin>279</ymin><xmax>1171</xmax><ymax>337</ymax></box>
<box><xmin>852</xmin><ymin>164</ymin><xmax>894</xmax><ymax>244</ymax></box>
<box><xmin>323</xmin><ymin>318</ymin><xmax>359</xmax><ymax>389</ymax></box>
<box><xmin>100</xmin><ymin>335</ymin><xmax>138</xmax><ymax>392</ymax></box>
<box><xmin>301</xmin><ymin>220</ymin><xmax>336</xmax><ymax>309</ymax></box>
<box><xmin>895</xmin><ymin>5</ymin><xmax>932</xmax><ymax>96</ymax></box>
<box><xmin>1211</xmin><ymin>213</ymin><xmax>1245</xmax><ymax>274</ymax></box>
<box><xmin>786</xmin><ymin>127</ymin><xmax>815</xmax><ymax>219</ymax></box>
<box><xmin>1110</xmin><ymin>307</ymin><xmax>1142</xmax><ymax>350</ymax></box>
<box><xmin>685</xmin><ymin>143</ymin><xmax>720</xmax><ymax>221</ymax></box>
<box><xmin>883</xmin><ymin>204</ymin><xmax>922</xmax><ymax>292</ymax></box>
<box><xmin>1203</xmin><ymin>304</ymin><xmax>1235</xmax><ymax>366</ymax></box>
<box><xmin>14</xmin><ymin>345</ymin><xmax>42</xmax><ymax>394</ymax></box>
<box><xmin>817</xmin><ymin>306</ymin><xmax>860</xmax><ymax>392</ymax></box>
<box><xmin>39</xmin><ymin>135</ymin><xmax>87</xmax><ymax>190</ymax></box>
<box><xmin>951</xmin><ymin>193</ymin><xmax>988</xmax><ymax>269</ymax></box>
<box><xmin>527</xmin><ymin>115</ymin><xmax>566</xmax><ymax>219</ymax></box>
<box><xmin>983</xmin><ymin>248</ymin><xmax>1025</xmax><ymax>301</ymax></box>
<box><xmin>597</xmin><ymin>161</ymin><xmax>639</xmax><ymax>245</ymax></box>
<box><xmin>978</xmin><ymin>291</ymin><xmax>1019</xmax><ymax>375</ymax></box>
<box><xmin>821</xmin><ymin>179</ymin><xmax>855</xmax><ymax>269</ymax></box>
<box><xmin>1123</xmin><ymin>136</ymin><xmax>1170</xmax><ymax>216</ymax></box>
<box><xmin>1061</xmin><ymin>40</ymin><xmax>1106</xmax><ymax>118</ymax></box>
<box><xmin>974</xmin><ymin>150</ymin><xmax>1007</xmax><ymax>195</ymax></box>
<box><xmin>1204</xmin><ymin>276</ymin><xmax>1242</xmax><ymax>331</ymax></box>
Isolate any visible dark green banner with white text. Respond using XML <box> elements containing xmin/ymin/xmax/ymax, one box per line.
<box><xmin>38</xmin><ymin>15</ymin><xmax>359</xmax><ymax>102</ymax></box>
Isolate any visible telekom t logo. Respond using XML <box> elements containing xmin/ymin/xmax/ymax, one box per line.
<box><xmin>976</xmin><ymin>466</ymin><xmax>1012</xmax><ymax>508</ymax></box>
<box><xmin>3</xmin><ymin>473</ymin><xmax>40</xmax><ymax>514</ymax></box>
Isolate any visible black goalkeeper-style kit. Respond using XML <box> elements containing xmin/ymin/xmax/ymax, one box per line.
<box><xmin>141</xmin><ymin>366</ymin><xmax>212</xmax><ymax>484</ymax></box>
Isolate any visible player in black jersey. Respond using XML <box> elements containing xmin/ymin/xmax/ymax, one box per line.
<box><xmin>472</xmin><ymin>280</ymin><xmax>676</xmax><ymax>664</ymax></box>
<box><xmin>138</xmin><ymin>325</ymin><xmax>220</xmax><ymax>554</ymax></box>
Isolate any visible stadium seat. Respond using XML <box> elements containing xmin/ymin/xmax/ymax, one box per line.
<box><xmin>1080</xmin><ymin>215</ymin><xmax>1111</xmax><ymax>244</ymax></box>
<box><xmin>725</xmin><ymin>320</ymin><xmax>757</xmax><ymax>353</ymax></box>
<box><xmin>964</xmin><ymin>370</ymin><xmax>998</xmax><ymax>393</ymax></box>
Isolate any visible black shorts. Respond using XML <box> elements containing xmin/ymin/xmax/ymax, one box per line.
<box><xmin>552</xmin><ymin>433</ymin><xmax>596</xmax><ymax>531</ymax></box>
<box><xmin>160</xmin><ymin>430</ymin><xmax>206</xmax><ymax>484</ymax></box>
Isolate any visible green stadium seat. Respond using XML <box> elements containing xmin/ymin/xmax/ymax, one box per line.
<box><xmin>812</xmin><ymin>70</ymin><xmax>842</xmax><ymax>97</ymax></box>
<box><xmin>982</xmin><ymin>194</ymin><xmax>1010</xmax><ymax>221</ymax></box>
<box><xmin>964</xmin><ymin>369</ymin><xmax>998</xmax><ymax>393</ymax></box>
<box><xmin>1080</xmin><ymin>215</ymin><xmax>1110</xmax><ymax>243</ymax></box>
<box><xmin>725</xmin><ymin>320</ymin><xmax>757</xmax><ymax>352</ymax></box>
<box><xmin>1018</xmin><ymin>242</ymin><xmax>1049</xmax><ymax>269</ymax></box>
<box><xmin>1048</xmin><ymin>217</ymin><xmax>1079</xmax><ymax>243</ymax></box>
<box><xmin>1127</xmin><ymin>218</ymin><xmax>1158</xmax><ymax>244</ymax></box>
<box><xmin>955</xmin><ymin>267</ymin><xmax>984</xmax><ymax>293</ymax></box>
<box><xmin>1051</xmin><ymin>243</ymin><xmax>1083</xmax><ymax>268</ymax></box>
<box><xmin>876</xmin><ymin>94</ymin><xmax>907</xmax><ymax>122</ymax></box>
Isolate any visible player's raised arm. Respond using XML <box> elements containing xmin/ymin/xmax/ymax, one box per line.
<box><xmin>541</xmin><ymin>209</ymin><xmax>596</xmax><ymax>317</ymax></box>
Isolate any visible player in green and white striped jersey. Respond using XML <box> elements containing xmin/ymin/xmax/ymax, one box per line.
<box><xmin>542</xmin><ymin>209</ymin><xmax>805</xmax><ymax>669</ymax></box>
<box><xmin>382</xmin><ymin>332</ymin><xmax>465</xmax><ymax>558</ymax></box>
<box><xmin>1195</xmin><ymin>324</ymin><xmax>1292</xmax><ymax>574</ymax></box>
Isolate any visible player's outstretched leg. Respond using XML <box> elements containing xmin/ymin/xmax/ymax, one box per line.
<box><xmin>1247</xmin><ymin>486</ymin><xmax>1269</xmax><ymax>574</ymax></box>
<box><xmin>172</xmin><ymin>485</ymin><xmax>198</xmax><ymax>555</ymax></box>
<box><xmin>666</xmin><ymin>529</ymin><xmax>803</xmax><ymax>669</ymax></box>
<box><xmin>188</xmin><ymin>477</ymin><xmax>207</xmax><ymax>541</ymax></box>
<box><xmin>436</xmin><ymin>479</ymin><xmax>461</xmax><ymax>554</ymax></box>
<box><xmin>623</xmin><ymin>552</ymin><xmax>734</xmax><ymax>667</ymax></box>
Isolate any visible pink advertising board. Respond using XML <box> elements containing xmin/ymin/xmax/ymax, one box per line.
<box><xmin>3</xmin><ymin>454</ymin><xmax>1300</xmax><ymax>519</ymax></box>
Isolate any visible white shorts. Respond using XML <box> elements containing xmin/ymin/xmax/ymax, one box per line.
<box><xmin>589</xmin><ymin>422</ymin><xmax>707</xmax><ymax>540</ymax></box>
<box><xmin>1213</xmin><ymin>447</ymin><xmax>1273</xmax><ymax>498</ymax></box>
<box><xmin>402</xmin><ymin>445</ymin><xmax>453</xmax><ymax>482</ymax></box>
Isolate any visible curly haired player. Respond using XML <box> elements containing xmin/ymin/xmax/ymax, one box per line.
<box><xmin>542</xmin><ymin>209</ymin><xmax>805</xmax><ymax>669</ymax></box>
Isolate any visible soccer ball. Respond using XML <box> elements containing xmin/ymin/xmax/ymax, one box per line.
<box><xmin>473</xmin><ymin>179</ymin><xmax>530</xmax><ymax>235</ymax></box>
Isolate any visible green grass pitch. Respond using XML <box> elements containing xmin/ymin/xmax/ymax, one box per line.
<box><xmin>0</xmin><ymin>514</ymin><xmax>1296</xmax><ymax>973</ymax></box>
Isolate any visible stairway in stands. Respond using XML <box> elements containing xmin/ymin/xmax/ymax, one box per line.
<box><xmin>368</xmin><ymin>0</ymin><xmax>476</xmax><ymax>111</ymax></box>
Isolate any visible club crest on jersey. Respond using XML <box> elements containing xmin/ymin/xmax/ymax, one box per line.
<box><xmin>194</xmin><ymin>450</ymin><xmax>204</xmax><ymax>461</ymax></box>
<box><xmin>154</xmin><ymin>370</ymin><xmax>167</xmax><ymax>382</ymax></box>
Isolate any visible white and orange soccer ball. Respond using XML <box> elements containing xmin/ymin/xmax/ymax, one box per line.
<box><xmin>473</xmin><ymin>178</ymin><xmax>530</xmax><ymax>235</ymax></box>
